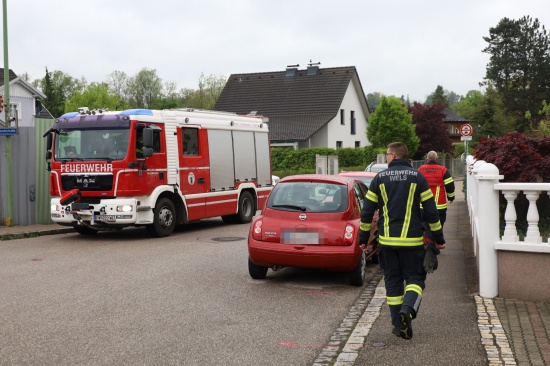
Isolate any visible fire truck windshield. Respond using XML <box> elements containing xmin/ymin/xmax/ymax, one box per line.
<box><xmin>55</xmin><ymin>128</ymin><xmax>130</xmax><ymax>160</ymax></box>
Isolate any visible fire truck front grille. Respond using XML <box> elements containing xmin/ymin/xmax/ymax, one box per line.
<box><xmin>61</xmin><ymin>175</ymin><xmax>113</xmax><ymax>191</ymax></box>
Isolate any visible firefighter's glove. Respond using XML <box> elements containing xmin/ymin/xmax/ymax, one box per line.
<box><xmin>359</xmin><ymin>230</ymin><xmax>370</xmax><ymax>246</ymax></box>
<box><xmin>424</xmin><ymin>243</ymin><xmax>439</xmax><ymax>273</ymax></box>
<box><xmin>448</xmin><ymin>196</ymin><xmax>455</xmax><ymax>203</ymax></box>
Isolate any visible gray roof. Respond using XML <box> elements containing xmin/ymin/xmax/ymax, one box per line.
<box><xmin>443</xmin><ymin>108</ymin><xmax>469</xmax><ymax>122</ymax></box>
<box><xmin>0</xmin><ymin>68</ymin><xmax>18</xmax><ymax>86</ymax></box>
<box><xmin>36</xmin><ymin>102</ymin><xmax>54</xmax><ymax>119</ymax></box>
<box><xmin>214</xmin><ymin>66</ymin><xmax>367</xmax><ymax>142</ymax></box>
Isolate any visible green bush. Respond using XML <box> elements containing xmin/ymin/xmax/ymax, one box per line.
<box><xmin>271</xmin><ymin>146</ymin><xmax>378</xmax><ymax>173</ymax></box>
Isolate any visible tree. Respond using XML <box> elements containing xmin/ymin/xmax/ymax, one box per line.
<box><xmin>447</xmin><ymin>91</ymin><xmax>462</xmax><ymax>106</ymax></box>
<box><xmin>409</xmin><ymin>102</ymin><xmax>452</xmax><ymax>159</ymax></box>
<box><xmin>451</xmin><ymin>86</ymin><xmax>515</xmax><ymax>140</ymax></box>
<box><xmin>367</xmin><ymin>92</ymin><xmax>383</xmax><ymax>110</ymax></box>
<box><xmin>475</xmin><ymin>132</ymin><xmax>550</xmax><ymax>182</ymax></box>
<box><xmin>65</xmin><ymin>82</ymin><xmax>128</xmax><ymax>112</ymax></box>
<box><xmin>527</xmin><ymin>100</ymin><xmax>550</xmax><ymax>137</ymax></box>
<box><xmin>450</xmin><ymin>90</ymin><xmax>483</xmax><ymax>119</ymax></box>
<box><xmin>471</xmin><ymin>86</ymin><xmax>515</xmax><ymax>139</ymax></box>
<box><xmin>38</xmin><ymin>70</ymin><xmax>86</xmax><ymax>101</ymax></box>
<box><xmin>19</xmin><ymin>72</ymin><xmax>31</xmax><ymax>82</ymax></box>
<box><xmin>367</xmin><ymin>96</ymin><xmax>419</xmax><ymax>156</ymax></box>
<box><xmin>41</xmin><ymin>67</ymin><xmax>64</xmax><ymax>118</ymax></box>
<box><xmin>180</xmin><ymin>73</ymin><xmax>226</xmax><ymax>109</ymax></box>
<box><xmin>126</xmin><ymin>68</ymin><xmax>163</xmax><ymax>108</ymax></box>
<box><xmin>425</xmin><ymin>85</ymin><xmax>449</xmax><ymax>107</ymax></box>
<box><xmin>106</xmin><ymin>70</ymin><xmax>130</xmax><ymax>102</ymax></box>
<box><xmin>483</xmin><ymin>16</ymin><xmax>550</xmax><ymax>132</ymax></box>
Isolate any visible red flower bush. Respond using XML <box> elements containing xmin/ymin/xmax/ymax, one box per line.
<box><xmin>475</xmin><ymin>132</ymin><xmax>550</xmax><ymax>182</ymax></box>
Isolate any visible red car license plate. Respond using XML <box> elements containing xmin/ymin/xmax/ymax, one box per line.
<box><xmin>281</xmin><ymin>230</ymin><xmax>319</xmax><ymax>244</ymax></box>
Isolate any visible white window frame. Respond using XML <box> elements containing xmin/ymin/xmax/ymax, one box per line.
<box><xmin>10</xmin><ymin>102</ymin><xmax>21</xmax><ymax>118</ymax></box>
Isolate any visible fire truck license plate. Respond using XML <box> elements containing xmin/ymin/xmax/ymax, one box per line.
<box><xmin>94</xmin><ymin>215</ymin><xmax>115</xmax><ymax>222</ymax></box>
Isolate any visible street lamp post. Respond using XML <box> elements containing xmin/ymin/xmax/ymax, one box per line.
<box><xmin>3</xmin><ymin>0</ymin><xmax>13</xmax><ymax>226</ymax></box>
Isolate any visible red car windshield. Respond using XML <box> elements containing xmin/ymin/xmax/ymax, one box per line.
<box><xmin>267</xmin><ymin>181</ymin><xmax>348</xmax><ymax>212</ymax></box>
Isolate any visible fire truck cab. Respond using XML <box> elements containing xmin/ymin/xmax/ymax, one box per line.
<box><xmin>44</xmin><ymin>108</ymin><xmax>273</xmax><ymax>237</ymax></box>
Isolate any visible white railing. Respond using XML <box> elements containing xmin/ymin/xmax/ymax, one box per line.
<box><xmin>465</xmin><ymin>155</ymin><xmax>550</xmax><ymax>298</ymax></box>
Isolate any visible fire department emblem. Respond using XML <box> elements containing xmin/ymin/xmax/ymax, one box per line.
<box><xmin>188</xmin><ymin>172</ymin><xmax>196</xmax><ymax>185</ymax></box>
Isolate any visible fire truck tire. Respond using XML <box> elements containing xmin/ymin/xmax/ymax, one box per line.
<box><xmin>248</xmin><ymin>257</ymin><xmax>268</xmax><ymax>279</ymax></box>
<box><xmin>74</xmin><ymin>226</ymin><xmax>98</xmax><ymax>236</ymax></box>
<box><xmin>237</xmin><ymin>191</ymin><xmax>256</xmax><ymax>223</ymax></box>
<box><xmin>146</xmin><ymin>197</ymin><xmax>176</xmax><ymax>237</ymax></box>
<box><xmin>222</xmin><ymin>191</ymin><xmax>255</xmax><ymax>224</ymax></box>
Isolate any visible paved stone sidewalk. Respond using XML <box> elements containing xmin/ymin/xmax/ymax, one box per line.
<box><xmin>494</xmin><ymin>298</ymin><xmax>550</xmax><ymax>366</ymax></box>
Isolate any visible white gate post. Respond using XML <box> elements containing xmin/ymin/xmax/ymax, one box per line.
<box><xmin>475</xmin><ymin>163</ymin><xmax>502</xmax><ymax>298</ymax></box>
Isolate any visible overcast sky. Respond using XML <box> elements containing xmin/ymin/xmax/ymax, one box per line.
<box><xmin>3</xmin><ymin>0</ymin><xmax>550</xmax><ymax>103</ymax></box>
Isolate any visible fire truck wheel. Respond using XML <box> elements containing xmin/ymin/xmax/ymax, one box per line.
<box><xmin>248</xmin><ymin>257</ymin><xmax>268</xmax><ymax>279</ymax></box>
<box><xmin>236</xmin><ymin>191</ymin><xmax>255</xmax><ymax>223</ymax></box>
<box><xmin>222</xmin><ymin>191</ymin><xmax>256</xmax><ymax>224</ymax></box>
<box><xmin>147</xmin><ymin>197</ymin><xmax>176</xmax><ymax>237</ymax></box>
<box><xmin>74</xmin><ymin>225</ymin><xmax>98</xmax><ymax>236</ymax></box>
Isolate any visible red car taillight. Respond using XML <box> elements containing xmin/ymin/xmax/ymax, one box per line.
<box><xmin>343</xmin><ymin>224</ymin><xmax>355</xmax><ymax>245</ymax></box>
<box><xmin>252</xmin><ymin>219</ymin><xmax>263</xmax><ymax>241</ymax></box>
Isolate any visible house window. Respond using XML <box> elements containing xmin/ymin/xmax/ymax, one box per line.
<box><xmin>10</xmin><ymin>103</ymin><xmax>21</xmax><ymax>122</ymax></box>
<box><xmin>336</xmin><ymin>141</ymin><xmax>343</xmax><ymax>149</ymax></box>
<box><xmin>340</xmin><ymin>109</ymin><xmax>345</xmax><ymax>125</ymax></box>
<box><xmin>448</xmin><ymin>126</ymin><xmax>453</xmax><ymax>134</ymax></box>
<box><xmin>355</xmin><ymin>141</ymin><xmax>360</xmax><ymax>148</ymax></box>
<box><xmin>350</xmin><ymin>111</ymin><xmax>356</xmax><ymax>135</ymax></box>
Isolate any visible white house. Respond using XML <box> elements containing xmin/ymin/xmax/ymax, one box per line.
<box><xmin>213</xmin><ymin>64</ymin><xmax>371</xmax><ymax>149</ymax></box>
<box><xmin>0</xmin><ymin>68</ymin><xmax>50</xmax><ymax>129</ymax></box>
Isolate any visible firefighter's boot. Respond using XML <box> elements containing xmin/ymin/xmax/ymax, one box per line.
<box><xmin>389</xmin><ymin>305</ymin><xmax>401</xmax><ymax>337</ymax></box>
<box><xmin>399</xmin><ymin>305</ymin><xmax>414</xmax><ymax>340</ymax></box>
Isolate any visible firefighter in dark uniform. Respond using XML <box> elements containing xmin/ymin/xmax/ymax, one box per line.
<box><xmin>418</xmin><ymin>151</ymin><xmax>455</xmax><ymax>248</ymax></box>
<box><xmin>359</xmin><ymin>142</ymin><xmax>445</xmax><ymax>340</ymax></box>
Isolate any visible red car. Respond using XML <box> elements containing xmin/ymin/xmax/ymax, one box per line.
<box><xmin>338</xmin><ymin>171</ymin><xmax>378</xmax><ymax>188</ymax></box>
<box><xmin>247</xmin><ymin>174</ymin><xmax>371</xmax><ymax>286</ymax></box>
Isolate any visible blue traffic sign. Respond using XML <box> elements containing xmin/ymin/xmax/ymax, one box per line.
<box><xmin>0</xmin><ymin>128</ymin><xmax>17</xmax><ymax>136</ymax></box>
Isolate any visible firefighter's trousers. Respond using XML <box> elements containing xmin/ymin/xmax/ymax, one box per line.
<box><xmin>379</xmin><ymin>244</ymin><xmax>426</xmax><ymax>326</ymax></box>
<box><xmin>422</xmin><ymin>208</ymin><xmax>447</xmax><ymax>241</ymax></box>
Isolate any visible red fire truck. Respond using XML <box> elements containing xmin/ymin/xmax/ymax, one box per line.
<box><xmin>44</xmin><ymin>107</ymin><xmax>273</xmax><ymax>237</ymax></box>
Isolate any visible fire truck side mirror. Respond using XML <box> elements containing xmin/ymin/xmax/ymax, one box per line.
<box><xmin>142</xmin><ymin>147</ymin><xmax>153</xmax><ymax>158</ymax></box>
<box><xmin>46</xmin><ymin>133</ymin><xmax>53</xmax><ymax>151</ymax></box>
<box><xmin>143</xmin><ymin>128</ymin><xmax>154</xmax><ymax>147</ymax></box>
<box><xmin>46</xmin><ymin>151</ymin><xmax>52</xmax><ymax>160</ymax></box>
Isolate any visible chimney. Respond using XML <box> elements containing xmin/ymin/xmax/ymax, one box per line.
<box><xmin>285</xmin><ymin>64</ymin><xmax>299</xmax><ymax>77</ymax></box>
<box><xmin>307</xmin><ymin>60</ymin><xmax>321</xmax><ymax>76</ymax></box>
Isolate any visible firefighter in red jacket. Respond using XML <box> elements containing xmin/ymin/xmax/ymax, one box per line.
<box><xmin>418</xmin><ymin>151</ymin><xmax>455</xmax><ymax>247</ymax></box>
<box><xmin>359</xmin><ymin>142</ymin><xmax>445</xmax><ymax>340</ymax></box>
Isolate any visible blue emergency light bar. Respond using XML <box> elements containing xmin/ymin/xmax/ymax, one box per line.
<box><xmin>119</xmin><ymin>109</ymin><xmax>153</xmax><ymax>116</ymax></box>
<box><xmin>59</xmin><ymin>112</ymin><xmax>80</xmax><ymax>118</ymax></box>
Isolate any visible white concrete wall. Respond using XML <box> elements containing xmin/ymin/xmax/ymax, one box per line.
<box><xmin>325</xmin><ymin>81</ymin><xmax>369</xmax><ymax>149</ymax></box>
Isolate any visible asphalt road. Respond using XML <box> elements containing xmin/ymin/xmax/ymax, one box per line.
<box><xmin>0</xmin><ymin>219</ymin><xmax>378</xmax><ymax>366</ymax></box>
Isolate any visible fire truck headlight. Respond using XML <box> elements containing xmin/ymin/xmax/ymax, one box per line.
<box><xmin>117</xmin><ymin>205</ymin><xmax>133</xmax><ymax>212</ymax></box>
<box><xmin>51</xmin><ymin>204</ymin><xmax>60</xmax><ymax>211</ymax></box>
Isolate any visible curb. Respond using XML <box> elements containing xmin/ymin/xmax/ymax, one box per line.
<box><xmin>0</xmin><ymin>228</ymin><xmax>74</xmax><ymax>241</ymax></box>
